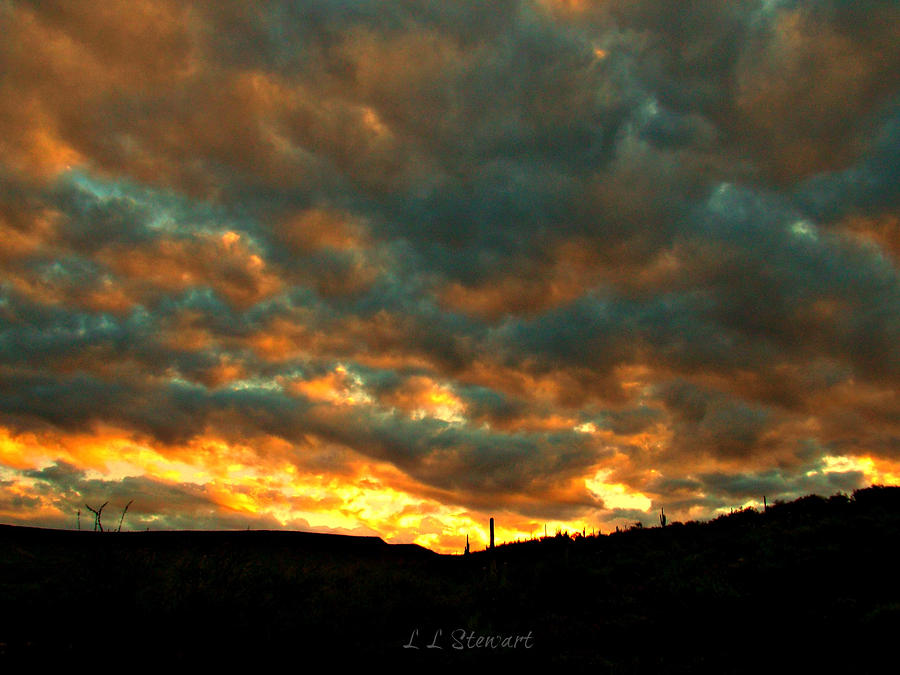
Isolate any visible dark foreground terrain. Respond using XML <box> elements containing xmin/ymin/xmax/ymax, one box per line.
<box><xmin>3</xmin><ymin>487</ymin><xmax>900</xmax><ymax>672</ymax></box>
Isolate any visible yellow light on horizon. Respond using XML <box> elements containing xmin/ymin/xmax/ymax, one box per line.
<box><xmin>585</xmin><ymin>469</ymin><xmax>653</xmax><ymax>511</ymax></box>
<box><xmin>822</xmin><ymin>455</ymin><xmax>900</xmax><ymax>486</ymax></box>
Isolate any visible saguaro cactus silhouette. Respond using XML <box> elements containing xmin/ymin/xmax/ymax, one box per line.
<box><xmin>489</xmin><ymin>517</ymin><xmax>495</xmax><ymax>549</ymax></box>
<box><xmin>659</xmin><ymin>507</ymin><xmax>667</xmax><ymax>527</ymax></box>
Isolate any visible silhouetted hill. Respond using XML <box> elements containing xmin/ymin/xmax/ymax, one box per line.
<box><xmin>2</xmin><ymin>486</ymin><xmax>899</xmax><ymax>672</ymax></box>
<box><xmin>0</xmin><ymin>523</ymin><xmax>435</xmax><ymax>555</ymax></box>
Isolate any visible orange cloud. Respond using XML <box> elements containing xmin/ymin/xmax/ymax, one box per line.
<box><xmin>287</xmin><ymin>365</ymin><xmax>371</xmax><ymax>406</ymax></box>
<box><xmin>842</xmin><ymin>214</ymin><xmax>900</xmax><ymax>260</ymax></box>
<box><xmin>377</xmin><ymin>376</ymin><xmax>466</xmax><ymax>423</ymax></box>
<box><xmin>734</xmin><ymin>5</ymin><xmax>900</xmax><ymax>182</ymax></box>
<box><xmin>279</xmin><ymin>208</ymin><xmax>370</xmax><ymax>253</ymax></box>
<box><xmin>98</xmin><ymin>231</ymin><xmax>281</xmax><ymax>309</ymax></box>
<box><xmin>0</xmin><ymin>0</ymin><xmax>193</xmax><ymax>180</ymax></box>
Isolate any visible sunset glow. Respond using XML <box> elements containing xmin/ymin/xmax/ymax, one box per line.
<box><xmin>1</xmin><ymin>1</ymin><xmax>898</xmax><ymax>554</ymax></box>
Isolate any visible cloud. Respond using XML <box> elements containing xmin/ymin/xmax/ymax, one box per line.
<box><xmin>0</xmin><ymin>0</ymin><xmax>897</xmax><ymax>551</ymax></box>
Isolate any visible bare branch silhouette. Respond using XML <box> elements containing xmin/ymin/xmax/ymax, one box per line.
<box><xmin>117</xmin><ymin>500</ymin><xmax>134</xmax><ymax>533</ymax></box>
<box><xmin>84</xmin><ymin>503</ymin><xmax>98</xmax><ymax>531</ymax></box>
<box><xmin>85</xmin><ymin>502</ymin><xmax>109</xmax><ymax>532</ymax></box>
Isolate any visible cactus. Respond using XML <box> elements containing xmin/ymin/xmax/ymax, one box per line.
<box><xmin>659</xmin><ymin>507</ymin><xmax>667</xmax><ymax>527</ymax></box>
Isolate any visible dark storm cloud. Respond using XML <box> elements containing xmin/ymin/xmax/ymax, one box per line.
<box><xmin>326</xmin><ymin>406</ymin><xmax>606</xmax><ymax>497</ymax></box>
<box><xmin>657</xmin><ymin>379</ymin><xmax>774</xmax><ymax>459</ymax></box>
<box><xmin>0</xmin><ymin>364</ymin><xmax>606</xmax><ymax>510</ymax></box>
<box><xmin>797</xmin><ymin>106</ymin><xmax>900</xmax><ymax>222</ymax></box>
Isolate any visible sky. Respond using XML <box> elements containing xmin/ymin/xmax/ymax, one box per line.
<box><xmin>0</xmin><ymin>0</ymin><xmax>898</xmax><ymax>553</ymax></box>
